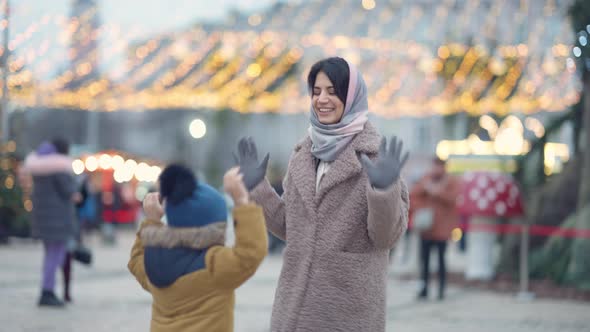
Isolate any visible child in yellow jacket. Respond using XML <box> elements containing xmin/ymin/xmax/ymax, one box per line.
<box><xmin>128</xmin><ymin>165</ymin><xmax>268</xmax><ymax>332</ymax></box>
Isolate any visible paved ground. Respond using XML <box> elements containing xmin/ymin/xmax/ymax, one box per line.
<box><xmin>1</xmin><ymin>230</ymin><xmax>589</xmax><ymax>332</ymax></box>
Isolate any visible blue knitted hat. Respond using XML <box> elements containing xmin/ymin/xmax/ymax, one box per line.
<box><xmin>165</xmin><ymin>183</ymin><xmax>227</xmax><ymax>227</ymax></box>
<box><xmin>159</xmin><ymin>164</ymin><xmax>227</xmax><ymax>227</ymax></box>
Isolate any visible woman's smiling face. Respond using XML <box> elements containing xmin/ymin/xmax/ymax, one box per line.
<box><xmin>312</xmin><ymin>71</ymin><xmax>345</xmax><ymax>125</ymax></box>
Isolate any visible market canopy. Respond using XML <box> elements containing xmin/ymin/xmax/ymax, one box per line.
<box><xmin>7</xmin><ymin>0</ymin><xmax>581</xmax><ymax>117</ymax></box>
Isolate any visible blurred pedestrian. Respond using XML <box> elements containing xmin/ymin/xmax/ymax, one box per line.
<box><xmin>410</xmin><ymin>157</ymin><xmax>460</xmax><ymax>300</ymax></box>
<box><xmin>233</xmin><ymin>57</ymin><xmax>409</xmax><ymax>331</ymax></box>
<box><xmin>23</xmin><ymin>138</ymin><xmax>78</xmax><ymax>307</ymax></box>
<box><xmin>76</xmin><ymin>175</ymin><xmax>99</xmax><ymax>231</ymax></box>
<box><xmin>128</xmin><ymin>164</ymin><xmax>267</xmax><ymax>332</ymax></box>
<box><xmin>100</xmin><ymin>183</ymin><xmax>121</xmax><ymax>245</ymax></box>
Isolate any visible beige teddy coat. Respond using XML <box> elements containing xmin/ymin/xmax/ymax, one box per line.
<box><xmin>250</xmin><ymin>122</ymin><xmax>409</xmax><ymax>332</ymax></box>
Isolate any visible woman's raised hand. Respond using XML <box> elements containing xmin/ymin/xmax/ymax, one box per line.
<box><xmin>358</xmin><ymin>136</ymin><xmax>409</xmax><ymax>190</ymax></box>
<box><xmin>233</xmin><ymin>137</ymin><xmax>270</xmax><ymax>191</ymax></box>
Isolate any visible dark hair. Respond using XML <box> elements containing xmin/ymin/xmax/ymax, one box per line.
<box><xmin>307</xmin><ymin>57</ymin><xmax>350</xmax><ymax>106</ymax></box>
<box><xmin>158</xmin><ymin>164</ymin><xmax>198</xmax><ymax>205</ymax></box>
<box><xmin>51</xmin><ymin>138</ymin><xmax>70</xmax><ymax>155</ymax></box>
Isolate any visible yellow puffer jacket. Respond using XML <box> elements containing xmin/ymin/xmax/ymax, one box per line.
<box><xmin>128</xmin><ymin>204</ymin><xmax>268</xmax><ymax>332</ymax></box>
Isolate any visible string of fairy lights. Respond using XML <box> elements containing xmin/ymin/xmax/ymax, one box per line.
<box><xmin>0</xmin><ymin>0</ymin><xmax>583</xmax><ymax>117</ymax></box>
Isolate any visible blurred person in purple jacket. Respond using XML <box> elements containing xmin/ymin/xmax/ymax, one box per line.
<box><xmin>22</xmin><ymin>138</ymin><xmax>80</xmax><ymax>307</ymax></box>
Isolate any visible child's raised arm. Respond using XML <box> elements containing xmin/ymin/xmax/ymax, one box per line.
<box><xmin>205</xmin><ymin>168</ymin><xmax>268</xmax><ymax>289</ymax></box>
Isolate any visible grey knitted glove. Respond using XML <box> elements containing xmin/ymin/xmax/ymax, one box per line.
<box><xmin>359</xmin><ymin>136</ymin><xmax>409</xmax><ymax>190</ymax></box>
<box><xmin>233</xmin><ymin>137</ymin><xmax>270</xmax><ymax>191</ymax></box>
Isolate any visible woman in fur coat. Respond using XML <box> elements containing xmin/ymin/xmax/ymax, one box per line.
<box><xmin>234</xmin><ymin>57</ymin><xmax>410</xmax><ymax>331</ymax></box>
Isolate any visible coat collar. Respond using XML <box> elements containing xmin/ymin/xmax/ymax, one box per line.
<box><xmin>140</xmin><ymin>221</ymin><xmax>226</xmax><ymax>249</ymax></box>
<box><xmin>290</xmin><ymin>122</ymin><xmax>381</xmax><ymax>210</ymax></box>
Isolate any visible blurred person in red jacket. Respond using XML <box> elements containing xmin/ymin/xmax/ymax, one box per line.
<box><xmin>410</xmin><ymin>157</ymin><xmax>460</xmax><ymax>300</ymax></box>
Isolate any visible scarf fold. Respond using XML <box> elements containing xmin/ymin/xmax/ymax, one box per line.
<box><xmin>309</xmin><ymin>61</ymin><xmax>369</xmax><ymax>162</ymax></box>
